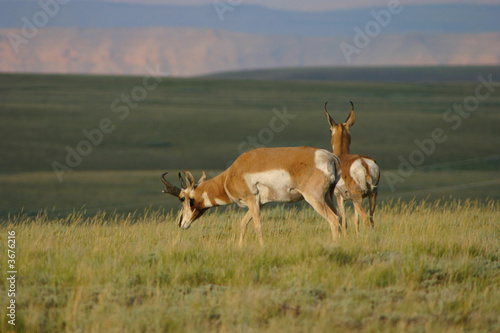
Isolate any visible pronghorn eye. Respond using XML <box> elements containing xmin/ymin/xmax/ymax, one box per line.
<box><xmin>180</xmin><ymin>197</ymin><xmax>185</xmax><ymax>202</ymax></box>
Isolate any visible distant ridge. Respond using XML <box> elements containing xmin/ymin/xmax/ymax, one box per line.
<box><xmin>1</xmin><ymin>27</ymin><xmax>499</xmax><ymax>77</ymax></box>
<box><xmin>205</xmin><ymin>66</ymin><xmax>500</xmax><ymax>82</ymax></box>
<box><xmin>1</xmin><ymin>2</ymin><xmax>499</xmax><ymax>76</ymax></box>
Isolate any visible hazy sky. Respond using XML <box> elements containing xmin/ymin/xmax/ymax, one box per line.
<box><xmin>96</xmin><ymin>0</ymin><xmax>500</xmax><ymax>11</ymax></box>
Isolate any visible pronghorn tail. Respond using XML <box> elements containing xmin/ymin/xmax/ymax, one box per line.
<box><xmin>361</xmin><ymin>158</ymin><xmax>379</xmax><ymax>192</ymax></box>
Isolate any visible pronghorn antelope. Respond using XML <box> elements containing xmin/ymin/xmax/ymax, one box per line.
<box><xmin>161</xmin><ymin>146</ymin><xmax>342</xmax><ymax>246</ymax></box>
<box><xmin>323</xmin><ymin>102</ymin><xmax>380</xmax><ymax>235</ymax></box>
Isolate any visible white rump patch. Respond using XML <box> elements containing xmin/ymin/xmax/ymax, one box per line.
<box><xmin>337</xmin><ymin>158</ymin><xmax>379</xmax><ymax>198</ymax></box>
<box><xmin>363</xmin><ymin>158</ymin><xmax>380</xmax><ymax>187</ymax></box>
<box><xmin>350</xmin><ymin>160</ymin><xmax>368</xmax><ymax>192</ymax></box>
<box><xmin>314</xmin><ymin>149</ymin><xmax>337</xmax><ymax>183</ymax></box>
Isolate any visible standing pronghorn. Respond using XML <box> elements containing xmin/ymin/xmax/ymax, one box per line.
<box><xmin>323</xmin><ymin>102</ymin><xmax>380</xmax><ymax>234</ymax></box>
<box><xmin>161</xmin><ymin>146</ymin><xmax>342</xmax><ymax>246</ymax></box>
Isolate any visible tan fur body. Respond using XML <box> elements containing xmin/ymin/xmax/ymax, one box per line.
<box><xmin>324</xmin><ymin>102</ymin><xmax>380</xmax><ymax>234</ymax></box>
<box><xmin>335</xmin><ymin>154</ymin><xmax>378</xmax><ymax>199</ymax></box>
<box><xmin>162</xmin><ymin>146</ymin><xmax>342</xmax><ymax>246</ymax></box>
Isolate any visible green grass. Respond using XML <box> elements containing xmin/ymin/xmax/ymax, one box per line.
<box><xmin>1</xmin><ymin>72</ymin><xmax>499</xmax><ymax>174</ymax></box>
<box><xmin>1</xmin><ymin>169</ymin><xmax>499</xmax><ymax>218</ymax></box>
<box><xmin>1</xmin><ymin>70</ymin><xmax>499</xmax><ymax>332</ymax></box>
<box><xmin>207</xmin><ymin>65</ymin><xmax>500</xmax><ymax>83</ymax></box>
<box><xmin>1</xmin><ymin>200</ymin><xmax>499</xmax><ymax>332</ymax></box>
<box><xmin>0</xmin><ymin>72</ymin><xmax>499</xmax><ymax>217</ymax></box>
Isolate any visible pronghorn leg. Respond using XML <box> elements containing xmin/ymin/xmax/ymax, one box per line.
<box><xmin>368</xmin><ymin>191</ymin><xmax>377</xmax><ymax>228</ymax></box>
<box><xmin>352</xmin><ymin>197</ymin><xmax>370</xmax><ymax>232</ymax></box>
<box><xmin>324</xmin><ymin>185</ymin><xmax>336</xmax><ymax>213</ymax></box>
<box><xmin>301</xmin><ymin>192</ymin><xmax>341</xmax><ymax>242</ymax></box>
<box><xmin>238</xmin><ymin>210</ymin><xmax>253</xmax><ymax>247</ymax></box>
<box><xmin>245</xmin><ymin>198</ymin><xmax>264</xmax><ymax>246</ymax></box>
<box><xmin>353</xmin><ymin>207</ymin><xmax>360</xmax><ymax>235</ymax></box>
<box><xmin>325</xmin><ymin>187</ymin><xmax>340</xmax><ymax>223</ymax></box>
<box><xmin>336</xmin><ymin>195</ymin><xmax>347</xmax><ymax>237</ymax></box>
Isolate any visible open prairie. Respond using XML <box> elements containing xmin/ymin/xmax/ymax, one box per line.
<box><xmin>0</xmin><ymin>69</ymin><xmax>499</xmax><ymax>216</ymax></box>
<box><xmin>1</xmin><ymin>201</ymin><xmax>499</xmax><ymax>332</ymax></box>
<box><xmin>0</xmin><ymin>69</ymin><xmax>499</xmax><ymax>332</ymax></box>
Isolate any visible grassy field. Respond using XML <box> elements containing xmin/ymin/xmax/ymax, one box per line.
<box><xmin>0</xmin><ymin>69</ymin><xmax>499</xmax><ymax>331</ymax></box>
<box><xmin>1</xmin><ymin>169</ymin><xmax>499</xmax><ymax>218</ymax></box>
<box><xmin>0</xmin><ymin>70</ymin><xmax>499</xmax><ymax>217</ymax></box>
<box><xmin>1</xmin><ymin>200</ymin><xmax>499</xmax><ymax>332</ymax></box>
<box><xmin>207</xmin><ymin>65</ymin><xmax>500</xmax><ymax>83</ymax></box>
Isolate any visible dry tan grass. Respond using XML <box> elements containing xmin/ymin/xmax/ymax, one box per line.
<box><xmin>1</xmin><ymin>199</ymin><xmax>499</xmax><ymax>332</ymax></box>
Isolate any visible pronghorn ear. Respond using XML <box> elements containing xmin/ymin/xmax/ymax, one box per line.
<box><xmin>198</xmin><ymin>171</ymin><xmax>207</xmax><ymax>184</ymax></box>
<box><xmin>323</xmin><ymin>102</ymin><xmax>337</xmax><ymax>130</ymax></box>
<box><xmin>178</xmin><ymin>172</ymin><xmax>187</xmax><ymax>189</ymax></box>
<box><xmin>345</xmin><ymin>101</ymin><xmax>356</xmax><ymax>129</ymax></box>
<box><xmin>183</xmin><ymin>170</ymin><xmax>196</xmax><ymax>188</ymax></box>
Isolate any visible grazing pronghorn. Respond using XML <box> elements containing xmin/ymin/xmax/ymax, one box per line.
<box><xmin>161</xmin><ymin>146</ymin><xmax>342</xmax><ymax>246</ymax></box>
<box><xmin>323</xmin><ymin>102</ymin><xmax>380</xmax><ymax>235</ymax></box>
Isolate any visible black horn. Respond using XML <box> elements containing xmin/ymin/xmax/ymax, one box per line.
<box><xmin>345</xmin><ymin>101</ymin><xmax>356</xmax><ymax>128</ymax></box>
<box><xmin>161</xmin><ymin>172</ymin><xmax>181</xmax><ymax>197</ymax></box>
<box><xmin>323</xmin><ymin>102</ymin><xmax>338</xmax><ymax>128</ymax></box>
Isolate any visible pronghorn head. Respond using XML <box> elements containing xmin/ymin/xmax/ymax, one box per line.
<box><xmin>161</xmin><ymin>171</ymin><xmax>208</xmax><ymax>229</ymax></box>
<box><xmin>323</xmin><ymin>101</ymin><xmax>356</xmax><ymax>155</ymax></box>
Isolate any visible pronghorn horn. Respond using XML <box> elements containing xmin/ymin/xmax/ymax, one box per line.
<box><xmin>161</xmin><ymin>172</ymin><xmax>181</xmax><ymax>197</ymax></box>
<box><xmin>323</xmin><ymin>102</ymin><xmax>337</xmax><ymax>128</ymax></box>
<box><xmin>345</xmin><ymin>101</ymin><xmax>356</xmax><ymax>128</ymax></box>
